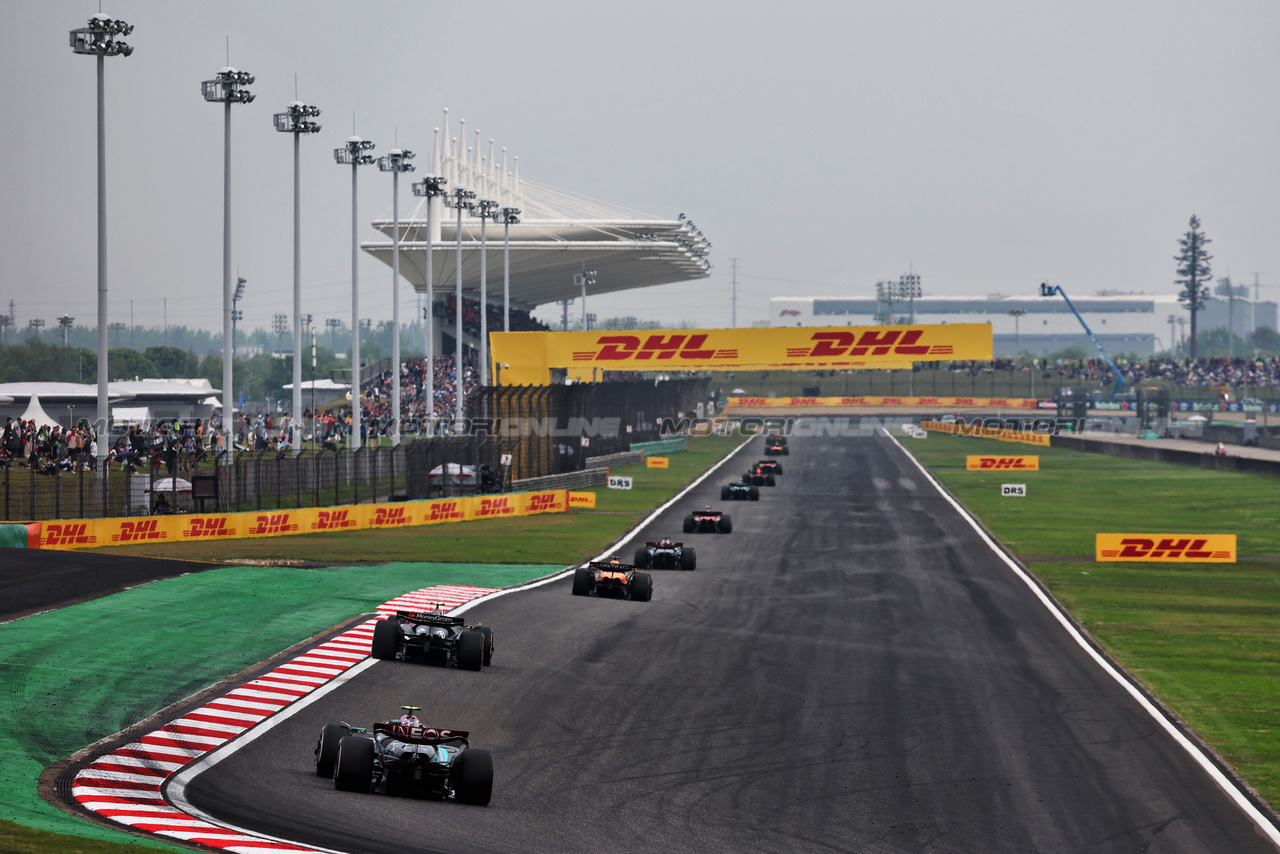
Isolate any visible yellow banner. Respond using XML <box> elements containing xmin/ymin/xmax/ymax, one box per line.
<box><xmin>731</xmin><ymin>396</ymin><xmax>1042</xmax><ymax>409</ymax></box>
<box><xmin>420</xmin><ymin>497</ymin><xmax>473</xmax><ymax>525</ymax></box>
<box><xmin>519</xmin><ymin>490</ymin><xmax>568</xmax><ymax>515</ymax></box>
<box><xmin>646</xmin><ymin>457</ymin><xmax>669</xmax><ymax>468</ymax></box>
<box><xmin>568</xmin><ymin>491</ymin><xmax>597</xmax><ymax>508</ymax></box>
<box><xmin>922</xmin><ymin>420</ymin><xmax>1052</xmax><ymax>447</ymax></box>
<box><xmin>966</xmin><ymin>455</ymin><xmax>1040</xmax><ymax>471</ymax></box>
<box><xmin>492</xmin><ymin>324</ymin><xmax>993</xmax><ymax>385</ymax></box>
<box><xmin>1096</xmin><ymin>534</ymin><xmax>1236</xmax><ymax>562</ymax></box>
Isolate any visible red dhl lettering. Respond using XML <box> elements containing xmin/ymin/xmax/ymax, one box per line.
<box><xmin>44</xmin><ymin>522</ymin><xmax>96</xmax><ymax>547</ymax></box>
<box><xmin>954</xmin><ymin>398</ymin><xmax>975</xmax><ymax>405</ymax></box>
<box><xmin>736</xmin><ymin>397</ymin><xmax>768</xmax><ymax>406</ymax></box>
<box><xmin>1118</xmin><ymin>537</ymin><xmax>1214</xmax><ymax>559</ymax></box>
<box><xmin>477</xmin><ymin>497</ymin><xmax>515</xmax><ymax>516</ymax></box>
<box><xmin>988</xmin><ymin>398</ymin><xmax>1009</xmax><ymax>406</ymax></box>
<box><xmin>184</xmin><ymin>517</ymin><xmax>234</xmax><ymax>538</ymax></box>
<box><xmin>978</xmin><ymin>457</ymin><xmax>1028</xmax><ymax>470</ymax></box>
<box><xmin>312</xmin><ymin>510</ymin><xmax>358</xmax><ymax>531</ymax></box>
<box><xmin>428</xmin><ymin>501</ymin><xmax>463</xmax><ymax>521</ymax></box>
<box><xmin>373</xmin><ymin>507</ymin><xmax>409</xmax><ymax>526</ymax></box>
<box><xmin>590</xmin><ymin>332</ymin><xmax>718</xmax><ymax>362</ymax></box>
<box><xmin>789</xmin><ymin>398</ymin><xmax>819</xmax><ymax>405</ymax></box>
<box><xmin>248</xmin><ymin>513</ymin><xmax>296</xmax><ymax>536</ymax></box>
<box><xmin>881</xmin><ymin>397</ymin><xmax>904</xmax><ymax>405</ymax></box>
<box><xmin>799</xmin><ymin>329</ymin><xmax>933</xmax><ymax>358</ymax></box>
<box><xmin>840</xmin><ymin>397</ymin><xmax>867</xmax><ymax>405</ymax></box>
<box><xmin>527</xmin><ymin>494</ymin><xmax>561</xmax><ymax>512</ymax></box>
<box><xmin>113</xmin><ymin>519</ymin><xmax>167</xmax><ymax>543</ymax></box>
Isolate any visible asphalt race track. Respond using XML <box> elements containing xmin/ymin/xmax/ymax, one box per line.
<box><xmin>182</xmin><ymin>434</ymin><xmax>1277</xmax><ymax>853</ymax></box>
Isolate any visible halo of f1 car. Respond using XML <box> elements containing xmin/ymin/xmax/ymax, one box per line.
<box><xmin>573</xmin><ymin>556</ymin><xmax>654</xmax><ymax>600</ymax></box>
<box><xmin>683</xmin><ymin>506</ymin><xmax>732</xmax><ymax>533</ymax></box>
<box><xmin>633</xmin><ymin>536</ymin><xmax>696</xmax><ymax>570</ymax></box>
<box><xmin>372</xmin><ymin>605</ymin><xmax>494</xmax><ymax>671</ymax></box>
<box><xmin>315</xmin><ymin>706</ymin><xmax>493</xmax><ymax>805</ymax></box>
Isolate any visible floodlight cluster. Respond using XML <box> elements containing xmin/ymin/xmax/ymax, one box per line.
<box><xmin>69</xmin><ymin>14</ymin><xmax>134</xmax><ymax>57</ymax></box>
<box><xmin>335</xmin><ymin>136</ymin><xmax>377</xmax><ymax>166</ymax></box>
<box><xmin>202</xmin><ymin>67</ymin><xmax>256</xmax><ymax>104</ymax></box>
<box><xmin>377</xmin><ymin>149</ymin><xmax>416</xmax><ymax>173</ymax></box>
<box><xmin>412</xmin><ymin>175</ymin><xmax>449</xmax><ymax>198</ymax></box>
<box><xmin>274</xmin><ymin>102</ymin><xmax>322</xmax><ymax>134</ymax></box>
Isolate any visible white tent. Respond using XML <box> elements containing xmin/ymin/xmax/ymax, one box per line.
<box><xmin>19</xmin><ymin>394</ymin><xmax>60</xmax><ymax>429</ymax></box>
<box><xmin>113</xmin><ymin>406</ymin><xmax>152</xmax><ymax>427</ymax></box>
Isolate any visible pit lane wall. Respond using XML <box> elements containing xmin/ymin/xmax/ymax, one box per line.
<box><xmin>920</xmin><ymin>419</ymin><xmax>1051</xmax><ymax>447</ymax></box>
<box><xmin>727</xmin><ymin>395</ymin><xmax>1041</xmax><ymax>408</ymax></box>
<box><xmin>36</xmin><ymin>490</ymin><xmax>576</xmax><ymax>551</ymax></box>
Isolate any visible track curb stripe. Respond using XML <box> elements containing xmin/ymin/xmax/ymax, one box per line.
<box><xmin>71</xmin><ymin>583</ymin><xmax>499</xmax><ymax>853</ymax></box>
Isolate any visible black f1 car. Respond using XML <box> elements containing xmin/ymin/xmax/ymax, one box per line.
<box><xmin>633</xmin><ymin>537</ymin><xmax>696</xmax><ymax>570</ymax></box>
<box><xmin>755</xmin><ymin>459</ymin><xmax>784</xmax><ymax>476</ymax></box>
<box><xmin>572</xmin><ymin>557</ymin><xmax>653</xmax><ymax>600</ymax></box>
<box><xmin>743</xmin><ymin>465</ymin><xmax>776</xmax><ymax>487</ymax></box>
<box><xmin>371</xmin><ymin>607</ymin><xmax>493</xmax><ymax>671</ymax></box>
<box><xmin>315</xmin><ymin>706</ymin><xmax>492</xmax><ymax>805</ymax></box>
<box><xmin>764</xmin><ymin>434</ymin><xmax>789</xmax><ymax>456</ymax></box>
<box><xmin>721</xmin><ymin>481</ymin><xmax>760</xmax><ymax>501</ymax></box>
<box><xmin>683</xmin><ymin>507</ymin><xmax>733</xmax><ymax>534</ymax></box>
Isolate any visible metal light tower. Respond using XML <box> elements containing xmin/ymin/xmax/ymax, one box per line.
<box><xmin>448</xmin><ymin>187</ymin><xmax>476</xmax><ymax>427</ymax></box>
<box><xmin>377</xmin><ymin>148</ymin><xmax>415</xmax><ymax>446</ymax></box>
<box><xmin>335</xmin><ymin>136</ymin><xmax>376</xmax><ymax>450</ymax></box>
<box><xmin>202</xmin><ymin>65</ymin><xmax>255</xmax><ymax>455</ymax></box>
<box><xmin>70</xmin><ymin>13</ymin><xmax>133</xmax><ymax>460</ymax></box>
<box><xmin>1007</xmin><ymin>308</ymin><xmax>1027</xmax><ymax>354</ymax></box>
<box><xmin>575</xmin><ymin>270</ymin><xmax>597</xmax><ymax>329</ymax></box>
<box><xmin>499</xmin><ymin>206</ymin><xmax>521</xmax><ymax>332</ymax></box>
<box><xmin>473</xmin><ymin>199</ymin><xmax>498</xmax><ymax>385</ymax></box>
<box><xmin>412</xmin><ymin>174</ymin><xmax>448</xmax><ymax>432</ymax></box>
<box><xmin>274</xmin><ymin>100</ymin><xmax>321</xmax><ymax>455</ymax></box>
<box><xmin>58</xmin><ymin>315</ymin><xmax>76</xmax><ymax>347</ymax></box>
<box><xmin>231</xmin><ymin>276</ymin><xmax>246</xmax><ymax>358</ymax></box>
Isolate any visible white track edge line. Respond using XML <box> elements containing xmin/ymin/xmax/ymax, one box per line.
<box><xmin>884</xmin><ymin>429</ymin><xmax>1280</xmax><ymax>849</ymax></box>
<box><xmin>163</xmin><ymin>433</ymin><xmax>757</xmax><ymax>852</ymax></box>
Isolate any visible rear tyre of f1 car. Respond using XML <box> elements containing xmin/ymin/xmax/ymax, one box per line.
<box><xmin>371</xmin><ymin>619</ymin><xmax>400</xmax><ymax>661</ymax></box>
<box><xmin>682</xmin><ymin>547</ymin><xmax>696</xmax><ymax>571</ymax></box>
<box><xmin>766</xmin><ymin>474</ymin><xmax>776</xmax><ymax>486</ymax></box>
<box><xmin>720</xmin><ymin>485</ymin><xmax>731</xmax><ymax>501</ymax></box>
<box><xmin>683</xmin><ymin>515</ymin><xmax>695</xmax><ymax>533</ymax></box>
<box><xmin>718</xmin><ymin>515</ymin><xmax>733</xmax><ymax>533</ymax></box>
<box><xmin>315</xmin><ymin>723</ymin><xmax>348</xmax><ymax>778</ymax></box>
<box><xmin>774</xmin><ymin>464</ymin><xmax>783</xmax><ymax>475</ymax></box>
<box><xmin>749</xmin><ymin>486</ymin><xmax>759</xmax><ymax>501</ymax></box>
<box><xmin>458</xmin><ymin>630</ymin><xmax>485</xmax><ymax>671</ymax></box>
<box><xmin>572</xmin><ymin>567</ymin><xmax>592</xmax><ymax>596</ymax></box>
<box><xmin>630</xmin><ymin>572</ymin><xmax>653</xmax><ymax>602</ymax></box>
<box><xmin>783</xmin><ymin>447</ymin><xmax>789</xmax><ymax>455</ymax></box>
<box><xmin>477</xmin><ymin>625</ymin><xmax>494</xmax><ymax>666</ymax></box>
<box><xmin>454</xmin><ymin>747</ymin><xmax>494</xmax><ymax>806</ymax></box>
<box><xmin>333</xmin><ymin>736</ymin><xmax>375</xmax><ymax>792</ymax></box>
<box><xmin>633</xmin><ymin>547</ymin><xmax>649</xmax><ymax>568</ymax></box>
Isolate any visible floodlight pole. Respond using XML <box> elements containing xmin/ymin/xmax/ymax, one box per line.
<box><xmin>274</xmin><ymin>102</ymin><xmax>321</xmax><ymax>455</ymax></box>
<box><xmin>500</xmin><ymin>207</ymin><xmax>521</xmax><ymax>333</ymax></box>
<box><xmin>70</xmin><ymin>14</ymin><xmax>133</xmax><ymax>460</ymax></box>
<box><xmin>449</xmin><ymin>187</ymin><xmax>476</xmax><ymax>428</ymax></box>
<box><xmin>378</xmin><ymin>149</ymin><xmax>416</xmax><ymax>446</ymax></box>
<box><xmin>474</xmin><ymin>199</ymin><xmax>497</xmax><ymax>385</ymax></box>
<box><xmin>335</xmin><ymin>136</ymin><xmax>376</xmax><ymax>450</ymax></box>
<box><xmin>412</xmin><ymin>175</ymin><xmax>447</xmax><ymax>434</ymax></box>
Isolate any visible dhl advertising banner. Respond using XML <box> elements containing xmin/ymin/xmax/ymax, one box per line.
<box><xmin>568</xmin><ymin>491</ymin><xmax>597</xmax><ymax>508</ymax></box>
<box><xmin>922</xmin><ymin>420</ymin><xmax>1052</xmax><ymax>447</ymax></box>
<box><xmin>1096</xmin><ymin>534</ymin><xmax>1236</xmax><ymax>563</ymax></box>
<box><xmin>966</xmin><ymin>455</ymin><xmax>1040</xmax><ymax>471</ymax></box>
<box><xmin>38</xmin><ymin>490</ymin><xmax>572</xmax><ymax>550</ymax></box>
<box><xmin>491</xmin><ymin>324</ymin><xmax>993</xmax><ymax>385</ymax></box>
<box><xmin>730</xmin><ymin>396</ymin><xmax>1041</xmax><ymax>410</ymax></box>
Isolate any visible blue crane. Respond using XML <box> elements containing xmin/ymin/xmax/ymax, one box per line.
<box><xmin>1039</xmin><ymin>282</ymin><xmax>1126</xmax><ymax>399</ymax></box>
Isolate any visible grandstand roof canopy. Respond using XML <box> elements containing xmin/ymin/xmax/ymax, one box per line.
<box><xmin>362</xmin><ymin>118</ymin><xmax>711</xmax><ymax>308</ymax></box>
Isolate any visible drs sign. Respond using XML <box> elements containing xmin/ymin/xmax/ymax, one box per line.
<box><xmin>608</xmin><ymin>476</ymin><xmax>633</xmax><ymax>490</ymax></box>
<box><xmin>1001</xmin><ymin>483</ymin><xmax>1026</xmax><ymax>497</ymax></box>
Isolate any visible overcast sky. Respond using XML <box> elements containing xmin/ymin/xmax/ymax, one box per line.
<box><xmin>2</xmin><ymin>0</ymin><xmax>1277</xmax><ymax>338</ymax></box>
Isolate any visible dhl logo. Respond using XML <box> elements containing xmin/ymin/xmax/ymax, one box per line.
<box><xmin>428</xmin><ymin>501</ymin><xmax>464</xmax><ymax>521</ymax></box>
<box><xmin>784</xmin><ymin>329</ymin><xmax>945</xmax><ymax>358</ymax></box>
<box><xmin>184</xmin><ymin>517</ymin><xmax>235</xmax><ymax>538</ymax></box>
<box><xmin>476</xmin><ymin>497</ymin><xmax>515</xmax><ymax>517</ymax></box>
<box><xmin>373</xmin><ymin>507</ymin><xmax>409</xmax><ymax>526</ymax></box>
<box><xmin>312</xmin><ymin>509</ymin><xmax>358</xmax><ymax>531</ymax></box>
<box><xmin>527</xmin><ymin>493</ymin><xmax>562</xmax><ymax>512</ymax></box>
<box><xmin>112</xmin><ymin>519</ymin><xmax>167</xmax><ymax>543</ymax></box>
<box><xmin>966</xmin><ymin>456</ymin><xmax>1040</xmax><ymax>471</ymax></box>
<box><xmin>1097</xmin><ymin>534</ymin><xmax>1236</xmax><ymax>562</ymax></box>
<box><xmin>736</xmin><ymin>398</ymin><xmax>769</xmax><ymax>406</ymax></box>
<box><xmin>248</xmin><ymin>513</ymin><xmax>297</xmax><ymax>536</ymax></box>
<box><xmin>568</xmin><ymin>491</ymin><xmax>596</xmax><ymax>508</ymax></box>
<box><xmin>44</xmin><ymin>522</ymin><xmax>97</xmax><ymax>547</ymax></box>
<box><xmin>573</xmin><ymin>333</ymin><xmax>736</xmax><ymax>362</ymax></box>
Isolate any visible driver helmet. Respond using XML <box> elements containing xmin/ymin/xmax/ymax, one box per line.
<box><xmin>659</xmin><ymin>536</ymin><xmax>673</xmax><ymax>547</ymax></box>
<box><xmin>400</xmin><ymin>714</ymin><xmax>420</xmax><ymax>726</ymax></box>
<box><xmin>705</xmin><ymin>505</ymin><xmax>711</xmax><ymax>511</ymax></box>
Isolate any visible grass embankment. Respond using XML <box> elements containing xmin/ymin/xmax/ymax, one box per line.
<box><xmin>88</xmin><ymin>434</ymin><xmax>746</xmax><ymax>565</ymax></box>
<box><xmin>3</xmin><ymin>432</ymin><xmax>748</xmax><ymax>854</ymax></box>
<box><xmin>902</xmin><ymin>432</ymin><xmax>1280</xmax><ymax>805</ymax></box>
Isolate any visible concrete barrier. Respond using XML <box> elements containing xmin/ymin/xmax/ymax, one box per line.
<box><xmin>1050</xmin><ymin>434</ymin><xmax>1280</xmax><ymax>477</ymax></box>
<box><xmin>513</xmin><ymin>468</ymin><xmax>610</xmax><ymax>492</ymax></box>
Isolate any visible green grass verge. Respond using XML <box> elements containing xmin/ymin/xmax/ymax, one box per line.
<box><xmin>85</xmin><ymin>434</ymin><xmax>747</xmax><ymax>565</ymax></box>
<box><xmin>902</xmin><ymin>432</ymin><xmax>1280</xmax><ymax>807</ymax></box>
<box><xmin>3</xmin><ymin>432</ymin><xmax>749</xmax><ymax>852</ymax></box>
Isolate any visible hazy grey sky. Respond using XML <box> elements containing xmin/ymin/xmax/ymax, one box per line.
<box><xmin>2</xmin><ymin>0</ymin><xmax>1277</xmax><ymax>337</ymax></box>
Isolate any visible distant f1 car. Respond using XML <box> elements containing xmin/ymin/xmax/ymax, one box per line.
<box><xmin>755</xmin><ymin>459</ymin><xmax>783</xmax><ymax>476</ymax></box>
<box><xmin>573</xmin><ymin>557</ymin><xmax>653</xmax><ymax>601</ymax></box>
<box><xmin>371</xmin><ymin>607</ymin><xmax>493</xmax><ymax>671</ymax></box>
<box><xmin>314</xmin><ymin>706</ymin><xmax>492</xmax><ymax>805</ymax></box>
<box><xmin>764</xmin><ymin>434</ymin><xmax>789</xmax><ymax>456</ymax></box>
<box><xmin>683</xmin><ymin>507</ymin><xmax>733</xmax><ymax>534</ymax></box>
<box><xmin>721</xmin><ymin>481</ymin><xmax>760</xmax><ymax>501</ymax></box>
<box><xmin>633</xmin><ymin>537</ymin><xmax>696</xmax><ymax>570</ymax></box>
<box><xmin>743</xmin><ymin>466</ymin><xmax>776</xmax><ymax>487</ymax></box>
